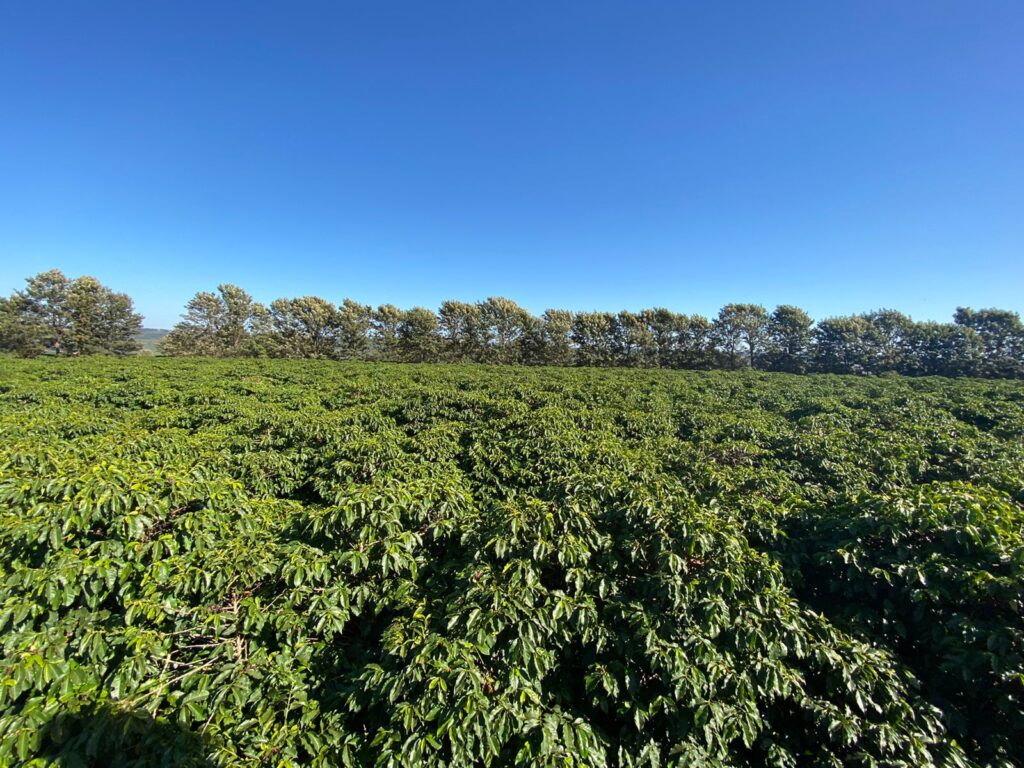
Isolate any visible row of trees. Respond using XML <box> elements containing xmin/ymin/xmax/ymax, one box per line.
<box><xmin>2</xmin><ymin>271</ymin><xmax>1022</xmax><ymax>378</ymax></box>
<box><xmin>0</xmin><ymin>270</ymin><xmax>142</xmax><ymax>356</ymax></box>
<box><xmin>159</xmin><ymin>282</ymin><xmax>1024</xmax><ymax>378</ymax></box>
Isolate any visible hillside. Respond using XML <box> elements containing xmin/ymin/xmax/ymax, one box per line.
<box><xmin>133</xmin><ymin>327</ymin><xmax>169</xmax><ymax>353</ymax></box>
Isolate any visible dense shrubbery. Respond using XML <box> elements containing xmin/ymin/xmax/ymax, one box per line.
<box><xmin>784</xmin><ymin>485</ymin><xmax>1024</xmax><ymax>762</ymax></box>
<box><xmin>1</xmin><ymin>358</ymin><xmax>1022</xmax><ymax>766</ymax></box>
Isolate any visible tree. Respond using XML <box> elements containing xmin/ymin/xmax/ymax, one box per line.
<box><xmin>160</xmin><ymin>285</ymin><xmax>265</xmax><ymax>357</ymax></box>
<box><xmin>91</xmin><ymin>287</ymin><xmax>142</xmax><ymax>355</ymax></box>
<box><xmin>269</xmin><ymin>297</ymin><xmax>341</xmax><ymax>358</ymax></box>
<box><xmin>764</xmin><ymin>305</ymin><xmax>813</xmax><ymax>373</ymax></box>
<box><xmin>371</xmin><ymin>304</ymin><xmax>404</xmax><ymax>361</ymax></box>
<box><xmin>518</xmin><ymin>314</ymin><xmax>547</xmax><ymax>366</ymax></box>
<box><xmin>0</xmin><ymin>296</ymin><xmax>44</xmax><ymax>355</ymax></box>
<box><xmin>681</xmin><ymin>314</ymin><xmax>716</xmax><ymax>369</ymax></box>
<box><xmin>161</xmin><ymin>292</ymin><xmax>223</xmax><ymax>356</ymax></box>
<box><xmin>640</xmin><ymin>308</ymin><xmax>682</xmax><ymax>368</ymax></box>
<box><xmin>713</xmin><ymin>304</ymin><xmax>768</xmax><ymax>369</ymax></box>
<box><xmin>812</xmin><ymin>316</ymin><xmax>870</xmax><ymax>374</ymax></box>
<box><xmin>337</xmin><ymin>299</ymin><xmax>373</xmax><ymax>359</ymax></box>
<box><xmin>398</xmin><ymin>307</ymin><xmax>441</xmax><ymax>362</ymax></box>
<box><xmin>247</xmin><ymin>303</ymin><xmax>275</xmax><ymax>357</ymax></box>
<box><xmin>902</xmin><ymin>322</ymin><xmax>982</xmax><ymax>377</ymax></box>
<box><xmin>571</xmin><ymin>312</ymin><xmax>617</xmax><ymax>366</ymax></box>
<box><xmin>954</xmin><ymin>308</ymin><xmax>1024</xmax><ymax>378</ymax></box>
<box><xmin>479</xmin><ymin>297</ymin><xmax>532</xmax><ymax>364</ymax></box>
<box><xmin>614</xmin><ymin>311</ymin><xmax>655</xmax><ymax>367</ymax></box>
<box><xmin>541</xmin><ymin>309</ymin><xmax>574</xmax><ymax>366</ymax></box>
<box><xmin>438</xmin><ymin>301</ymin><xmax>487</xmax><ymax>362</ymax></box>
<box><xmin>1</xmin><ymin>270</ymin><xmax>141</xmax><ymax>356</ymax></box>
<box><xmin>861</xmin><ymin>309</ymin><xmax>913</xmax><ymax>373</ymax></box>
<box><xmin>217</xmin><ymin>284</ymin><xmax>263</xmax><ymax>355</ymax></box>
<box><xmin>12</xmin><ymin>270</ymin><xmax>73</xmax><ymax>354</ymax></box>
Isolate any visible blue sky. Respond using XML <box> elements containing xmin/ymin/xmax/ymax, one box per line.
<box><xmin>1</xmin><ymin>1</ymin><xmax>1021</xmax><ymax>328</ymax></box>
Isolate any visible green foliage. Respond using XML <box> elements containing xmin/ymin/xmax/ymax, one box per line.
<box><xmin>6</xmin><ymin>271</ymin><xmax>1023</xmax><ymax>377</ymax></box>
<box><xmin>155</xmin><ymin>285</ymin><xmax>1023</xmax><ymax>377</ymax></box>
<box><xmin>0</xmin><ymin>359</ymin><xmax>1022</xmax><ymax>767</ymax></box>
<box><xmin>714</xmin><ymin>304</ymin><xmax>769</xmax><ymax>369</ymax></box>
<box><xmin>781</xmin><ymin>485</ymin><xmax>1024</xmax><ymax>764</ymax></box>
<box><xmin>764</xmin><ymin>305</ymin><xmax>813</xmax><ymax>373</ymax></box>
<box><xmin>0</xmin><ymin>270</ymin><xmax>142</xmax><ymax>356</ymax></box>
<box><xmin>953</xmin><ymin>309</ymin><xmax>1024</xmax><ymax>378</ymax></box>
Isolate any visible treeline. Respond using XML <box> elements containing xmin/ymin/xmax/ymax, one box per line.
<box><xmin>159</xmin><ymin>282</ymin><xmax>1024</xmax><ymax>378</ymax></box>
<box><xmin>2</xmin><ymin>270</ymin><xmax>1023</xmax><ymax>378</ymax></box>
<box><xmin>0</xmin><ymin>270</ymin><xmax>142</xmax><ymax>356</ymax></box>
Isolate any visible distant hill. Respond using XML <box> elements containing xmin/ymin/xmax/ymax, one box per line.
<box><xmin>134</xmin><ymin>328</ymin><xmax>169</xmax><ymax>353</ymax></box>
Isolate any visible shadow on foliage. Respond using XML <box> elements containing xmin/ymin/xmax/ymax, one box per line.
<box><xmin>39</xmin><ymin>706</ymin><xmax>213</xmax><ymax>768</ymax></box>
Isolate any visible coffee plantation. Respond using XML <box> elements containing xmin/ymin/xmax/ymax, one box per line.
<box><xmin>1</xmin><ymin>358</ymin><xmax>1021</xmax><ymax>767</ymax></box>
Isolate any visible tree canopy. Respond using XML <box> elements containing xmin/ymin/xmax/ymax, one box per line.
<box><xmin>0</xmin><ymin>270</ymin><xmax>142</xmax><ymax>356</ymax></box>
<box><xmin>152</xmin><ymin>281</ymin><xmax>1022</xmax><ymax>379</ymax></box>
<box><xmin>2</xmin><ymin>270</ymin><xmax>1023</xmax><ymax>378</ymax></box>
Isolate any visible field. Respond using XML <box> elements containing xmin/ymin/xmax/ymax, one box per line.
<box><xmin>1</xmin><ymin>358</ymin><xmax>1022</xmax><ymax>767</ymax></box>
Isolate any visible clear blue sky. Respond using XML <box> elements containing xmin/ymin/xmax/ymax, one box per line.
<box><xmin>1</xmin><ymin>1</ymin><xmax>1021</xmax><ymax>328</ymax></box>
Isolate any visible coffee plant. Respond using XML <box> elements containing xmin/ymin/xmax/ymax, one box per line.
<box><xmin>0</xmin><ymin>358</ymin><xmax>1021</xmax><ymax>767</ymax></box>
